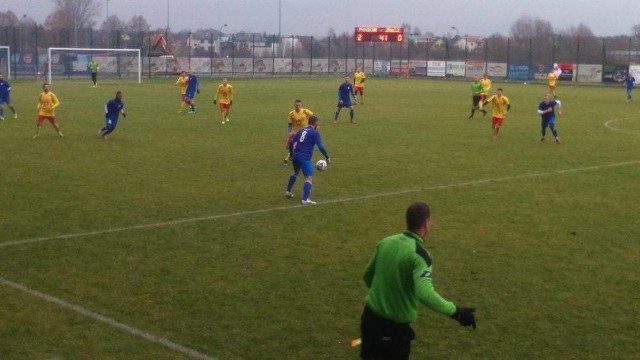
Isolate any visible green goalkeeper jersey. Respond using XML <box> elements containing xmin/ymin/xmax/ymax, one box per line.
<box><xmin>363</xmin><ymin>231</ymin><xmax>457</xmax><ymax>323</ymax></box>
<box><xmin>88</xmin><ymin>61</ymin><xmax>99</xmax><ymax>73</ymax></box>
<box><xmin>471</xmin><ymin>81</ymin><xmax>483</xmax><ymax>95</ymax></box>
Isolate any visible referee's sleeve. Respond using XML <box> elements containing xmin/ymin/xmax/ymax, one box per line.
<box><xmin>413</xmin><ymin>257</ymin><xmax>456</xmax><ymax>316</ymax></box>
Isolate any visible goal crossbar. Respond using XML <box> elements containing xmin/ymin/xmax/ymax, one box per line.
<box><xmin>48</xmin><ymin>47</ymin><xmax>141</xmax><ymax>84</ymax></box>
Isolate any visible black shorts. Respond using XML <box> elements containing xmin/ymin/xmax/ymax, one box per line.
<box><xmin>472</xmin><ymin>95</ymin><xmax>481</xmax><ymax>106</ymax></box>
<box><xmin>360</xmin><ymin>306</ymin><xmax>415</xmax><ymax>360</ymax></box>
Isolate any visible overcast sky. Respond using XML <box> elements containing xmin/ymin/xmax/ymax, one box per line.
<box><xmin>2</xmin><ymin>0</ymin><xmax>640</xmax><ymax>37</ymax></box>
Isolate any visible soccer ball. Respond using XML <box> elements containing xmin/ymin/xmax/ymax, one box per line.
<box><xmin>316</xmin><ymin>159</ymin><xmax>328</xmax><ymax>171</ymax></box>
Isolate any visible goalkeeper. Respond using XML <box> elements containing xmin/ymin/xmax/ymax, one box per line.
<box><xmin>360</xmin><ymin>202</ymin><xmax>476</xmax><ymax>359</ymax></box>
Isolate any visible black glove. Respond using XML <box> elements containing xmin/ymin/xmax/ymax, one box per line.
<box><xmin>450</xmin><ymin>307</ymin><xmax>476</xmax><ymax>329</ymax></box>
<box><xmin>196</xmin><ymin>89</ymin><xmax>200</xmax><ymax>94</ymax></box>
<box><xmin>213</xmin><ymin>100</ymin><xmax>217</xmax><ymax>104</ymax></box>
<box><xmin>122</xmin><ymin>112</ymin><xmax>126</xmax><ymax>118</ymax></box>
<box><xmin>230</xmin><ymin>100</ymin><xmax>233</xmax><ymax>105</ymax></box>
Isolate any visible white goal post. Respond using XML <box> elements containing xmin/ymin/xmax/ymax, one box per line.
<box><xmin>47</xmin><ymin>47</ymin><xmax>141</xmax><ymax>84</ymax></box>
<box><xmin>0</xmin><ymin>46</ymin><xmax>10</xmax><ymax>79</ymax></box>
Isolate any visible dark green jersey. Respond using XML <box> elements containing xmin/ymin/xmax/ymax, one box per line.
<box><xmin>363</xmin><ymin>231</ymin><xmax>456</xmax><ymax>323</ymax></box>
<box><xmin>471</xmin><ymin>81</ymin><xmax>483</xmax><ymax>95</ymax></box>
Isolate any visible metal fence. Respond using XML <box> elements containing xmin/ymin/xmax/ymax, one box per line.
<box><xmin>2</xmin><ymin>25</ymin><xmax>640</xmax><ymax>82</ymax></box>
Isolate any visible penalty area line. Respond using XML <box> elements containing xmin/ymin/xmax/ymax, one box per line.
<box><xmin>0</xmin><ymin>276</ymin><xmax>216</xmax><ymax>360</ymax></box>
<box><xmin>2</xmin><ymin>160</ymin><xmax>639</xmax><ymax>249</ymax></box>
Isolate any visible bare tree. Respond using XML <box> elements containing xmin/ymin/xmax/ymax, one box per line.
<box><xmin>510</xmin><ymin>15</ymin><xmax>555</xmax><ymax>40</ymax></box>
<box><xmin>560</xmin><ymin>23</ymin><xmax>595</xmax><ymax>38</ymax></box>
<box><xmin>0</xmin><ymin>10</ymin><xmax>20</xmax><ymax>26</ymax></box>
<box><xmin>49</xmin><ymin>0</ymin><xmax>101</xmax><ymax>46</ymax></box>
<box><xmin>128</xmin><ymin>15</ymin><xmax>151</xmax><ymax>33</ymax></box>
<box><xmin>100</xmin><ymin>15</ymin><xmax>125</xmax><ymax>32</ymax></box>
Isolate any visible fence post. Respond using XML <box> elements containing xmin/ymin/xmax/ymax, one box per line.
<box><xmin>310</xmin><ymin>36</ymin><xmax>313</xmax><ymax>75</ymax></box>
<box><xmin>528</xmin><ymin>38</ymin><xmax>532</xmax><ymax>81</ymax></box>
<box><xmin>327</xmin><ymin>36</ymin><xmax>331</xmax><ymax>75</ymax></box>
<box><xmin>576</xmin><ymin>37</ymin><xmax>580</xmax><ymax>82</ymax></box>
<box><xmin>210</xmin><ymin>32</ymin><xmax>214</xmax><ymax>77</ymax></box>
<box><xmin>252</xmin><ymin>33</ymin><xmax>255</xmax><ymax>77</ymax></box>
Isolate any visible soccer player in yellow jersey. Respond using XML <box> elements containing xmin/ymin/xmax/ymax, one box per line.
<box><xmin>283</xmin><ymin>99</ymin><xmax>313</xmax><ymax>165</ymax></box>
<box><xmin>175</xmin><ymin>71</ymin><xmax>189</xmax><ymax>113</ymax></box>
<box><xmin>214</xmin><ymin>78</ymin><xmax>233</xmax><ymax>124</ymax></box>
<box><xmin>479</xmin><ymin>73</ymin><xmax>491</xmax><ymax>110</ymax></box>
<box><xmin>354</xmin><ymin>67</ymin><xmax>366</xmax><ymax>104</ymax></box>
<box><xmin>34</xmin><ymin>83</ymin><xmax>62</xmax><ymax>139</ymax></box>
<box><xmin>547</xmin><ymin>71</ymin><xmax>558</xmax><ymax>98</ymax></box>
<box><xmin>483</xmin><ymin>88</ymin><xmax>510</xmax><ymax>140</ymax></box>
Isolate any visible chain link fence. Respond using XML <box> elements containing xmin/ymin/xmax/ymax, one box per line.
<box><xmin>2</xmin><ymin>25</ymin><xmax>640</xmax><ymax>82</ymax></box>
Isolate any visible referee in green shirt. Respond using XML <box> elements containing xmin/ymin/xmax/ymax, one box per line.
<box><xmin>360</xmin><ymin>202</ymin><xmax>476</xmax><ymax>359</ymax></box>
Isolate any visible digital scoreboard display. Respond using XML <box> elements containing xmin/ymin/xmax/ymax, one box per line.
<box><xmin>354</xmin><ymin>26</ymin><xmax>404</xmax><ymax>43</ymax></box>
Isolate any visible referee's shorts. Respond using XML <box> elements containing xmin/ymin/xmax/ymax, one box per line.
<box><xmin>360</xmin><ymin>306</ymin><xmax>415</xmax><ymax>360</ymax></box>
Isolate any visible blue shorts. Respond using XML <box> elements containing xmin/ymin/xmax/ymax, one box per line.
<box><xmin>185</xmin><ymin>91</ymin><xmax>196</xmax><ymax>99</ymax></box>
<box><xmin>293</xmin><ymin>159</ymin><xmax>314</xmax><ymax>177</ymax></box>
<box><xmin>338</xmin><ymin>99</ymin><xmax>352</xmax><ymax>108</ymax></box>
<box><xmin>542</xmin><ymin>117</ymin><xmax>556</xmax><ymax>128</ymax></box>
<box><xmin>0</xmin><ymin>96</ymin><xmax>9</xmax><ymax>105</ymax></box>
<box><xmin>105</xmin><ymin>116</ymin><xmax>119</xmax><ymax>129</ymax></box>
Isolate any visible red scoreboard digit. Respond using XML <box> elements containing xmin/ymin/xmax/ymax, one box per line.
<box><xmin>354</xmin><ymin>26</ymin><xmax>404</xmax><ymax>43</ymax></box>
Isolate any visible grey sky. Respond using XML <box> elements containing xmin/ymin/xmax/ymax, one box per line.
<box><xmin>2</xmin><ymin>0</ymin><xmax>639</xmax><ymax>37</ymax></box>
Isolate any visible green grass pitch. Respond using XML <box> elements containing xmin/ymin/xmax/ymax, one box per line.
<box><xmin>0</xmin><ymin>76</ymin><xmax>639</xmax><ymax>359</ymax></box>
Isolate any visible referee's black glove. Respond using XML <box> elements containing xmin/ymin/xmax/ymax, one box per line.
<box><xmin>451</xmin><ymin>307</ymin><xmax>476</xmax><ymax>329</ymax></box>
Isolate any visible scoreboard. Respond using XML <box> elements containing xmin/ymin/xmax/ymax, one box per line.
<box><xmin>354</xmin><ymin>26</ymin><xmax>404</xmax><ymax>43</ymax></box>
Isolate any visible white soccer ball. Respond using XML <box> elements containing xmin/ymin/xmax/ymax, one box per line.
<box><xmin>316</xmin><ymin>159</ymin><xmax>328</xmax><ymax>171</ymax></box>
<box><xmin>524</xmin><ymin>81</ymin><xmax>527</xmax><ymax>85</ymax></box>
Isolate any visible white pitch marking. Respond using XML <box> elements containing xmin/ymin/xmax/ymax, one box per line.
<box><xmin>0</xmin><ymin>276</ymin><xmax>216</xmax><ymax>360</ymax></box>
<box><xmin>2</xmin><ymin>160</ymin><xmax>639</xmax><ymax>249</ymax></box>
<box><xmin>604</xmin><ymin>117</ymin><xmax>640</xmax><ymax>135</ymax></box>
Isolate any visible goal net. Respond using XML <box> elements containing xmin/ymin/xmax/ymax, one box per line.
<box><xmin>47</xmin><ymin>47</ymin><xmax>141</xmax><ymax>83</ymax></box>
<box><xmin>0</xmin><ymin>46</ymin><xmax>10</xmax><ymax>79</ymax></box>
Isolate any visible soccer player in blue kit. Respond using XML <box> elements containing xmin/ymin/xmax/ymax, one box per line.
<box><xmin>185</xmin><ymin>71</ymin><xmax>200</xmax><ymax>113</ymax></box>
<box><xmin>334</xmin><ymin>75</ymin><xmax>357</xmax><ymax>124</ymax></box>
<box><xmin>285</xmin><ymin>116</ymin><xmax>330</xmax><ymax>205</ymax></box>
<box><xmin>537</xmin><ymin>94</ymin><xmax>562</xmax><ymax>144</ymax></box>
<box><xmin>624</xmin><ymin>73</ymin><xmax>635</xmax><ymax>102</ymax></box>
<box><xmin>98</xmin><ymin>91</ymin><xmax>126</xmax><ymax>139</ymax></box>
<box><xmin>0</xmin><ymin>73</ymin><xmax>17</xmax><ymax>120</ymax></box>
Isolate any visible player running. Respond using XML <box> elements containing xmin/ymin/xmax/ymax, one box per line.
<box><xmin>285</xmin><ymin>116</ymin><xmax>330</xmax><ymax>205</ymax></box>
<box><xmin>547</xmin><ymin>70</ymin><xmax>558</xmax><ymax>98</ymax></box>
<box><xmin>214</xmin><ymin>78</ymin><xmax>233</xmax><ymax>124</ymax></box>
<box><xmin>538</xmin><ymin>94</ymin><xmax>562</xmax><ymax>144</ymax></box>
<box><xmin>354</xmin><ymin>67</ymin><xmax>366</xmax><ymax>104</ymax></box>
<box><xmin>283</xmin><ymin>99</ymin><xmax>313</xmax><ymax>165</ymax></box>
<box><xmin>98</xmin><ymin>91</ymin><xmax>127</xmax><ymax>139</ymax></box>
<box><xmin>334</xmin><ymin>75</ymin><xmax>357</xmax><ymax>124</ymax></box>
<box><xmin>468</xmin><ymin>76</ymin><xmax>486</xmax><ymax>119</ymax></box>
<box><xmin>479</xmin><ymin>73</ymin><xmax>491</xmax><ymax>111</ymax></box>
<box><xmin>483</xmin><ymin>88</ymin><xmax>510</xmax><ymax>140</ymax></box>
<box><xmin>624</xmin><ymin>73</ymin><xmax>635</xmax><ymax>102</ymax></box>
<box><xmin>185</xmin><ymin>71</ymin><xmax>200</xmax><ymax>114</ymax></box>
<box><xmin>33</xmin><ymin>83</ymin><xmax>63</xmax><ymax>139</ymax></box>
<box><xmin>175</xmin><ymin>71</ymin><xmax>189</xmax><ymax>113</ymax></box>
<box><xmin>0</xmin><ymin>73</ymin><xmax>17</xmax><ymax>120</ymax></box>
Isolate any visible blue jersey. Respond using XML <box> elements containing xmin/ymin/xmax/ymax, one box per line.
<box><xmin>0</xmin><ymin>80</ymin><xmax>11</xmax><ymax>99</ymax></box>
<box><xmin>105</xmin><ymin>98</ymin><xmax>124</xmax><ymax>121</ymax></box>
<box><xmin>290</xmin><ymin>126</ymin><xmax>329</xmax><ymax>162</ymax></box>
<box><xmin>186</xmin><ymin>75</ymin><xmax>199</xmax><ymax>93</ymax></box>
<box><xmin>625</xmin><ymin>76</ymin><xmax>635</xmax><ymax>90</ymax></box>
<box><xmin>538</xmin><ymin>100</ymin><xmax>559</xmax><ymax>122</ymax></box>
<box><xmin>338</xmin><ymin>82</ymin><xmax>355</xmax><ymax>103</ymax></box>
